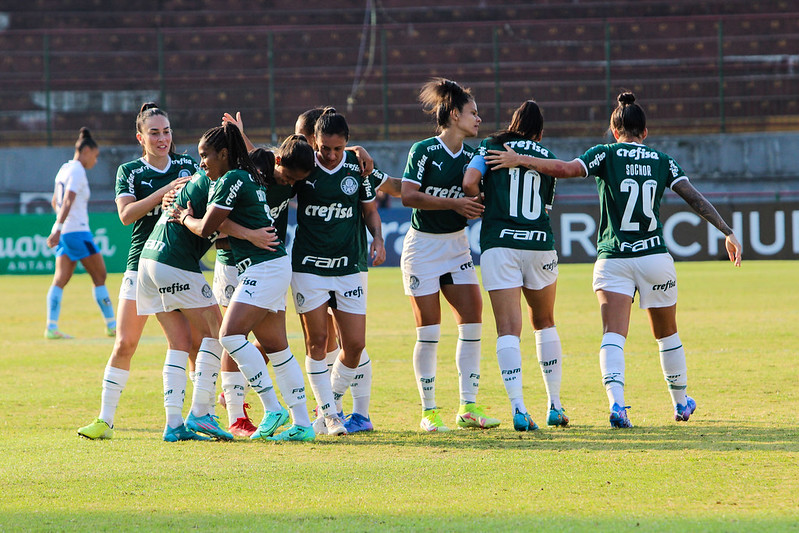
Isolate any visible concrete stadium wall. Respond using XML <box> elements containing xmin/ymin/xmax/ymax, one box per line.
<box><xmin>2</xmin><ymin>132</ymin><xmax>799</xmax><ymax>214</ymax></box>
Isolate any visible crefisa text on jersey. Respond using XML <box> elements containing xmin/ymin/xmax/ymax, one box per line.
<box><xmin>304</xmin><ymin>203</ymin><xmax>354</xmax><ymax>221</ymax></box>
<box><xmin>424</xmin><ymin>185</ymin><xmax>464</xmax><ymax>199</ymax></box>
<box><xmin>504</xmin><ymin>140</ymin><xmax>550</xmax><ymax>157</ymax></box>
<box><xmin>616</xmin><ymin>146</ymin><xmax>659</xmax><ymax>160</ymax></box>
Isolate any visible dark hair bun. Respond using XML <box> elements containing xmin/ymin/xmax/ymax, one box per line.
<box><xmin>78</xmin><ymin>127</ymin><xmax>92</xmax><ymax>138</ymax></box>
<box><xmin>139</xmin><ymin>102</ymin><xmax>159</xmax><ymax>114</ymax></box>
<box><xmin>321</xmin><ymin>106</ymin><xmax>337</xmax><ymax>116</ymax></box>
<box><xmin>288</xmin><ymin>133</ymin><xmax>308</xmax><ymax>142</ymax></box>
<box><xmin>618</xmin><ymin>92</ymin><xmax>636</xmax><ymax>105</ymax></box>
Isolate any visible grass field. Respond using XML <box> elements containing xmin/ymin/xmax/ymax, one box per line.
<box><xmin>1</xmin><ymin>262</ymin><xmax>797</xmax><ymax>532</ymax></box>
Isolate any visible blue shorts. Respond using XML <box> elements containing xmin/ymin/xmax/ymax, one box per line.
<box><xmin>55</xmin><ymin>231</ymin><xmax>100</xmax><ymax>261</ymax></box>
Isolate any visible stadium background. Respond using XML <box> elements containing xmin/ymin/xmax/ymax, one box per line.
<box><xmin>1</xmin><ymin>0</ymin><xmax>798</xmax><ymax>272</ymax></box>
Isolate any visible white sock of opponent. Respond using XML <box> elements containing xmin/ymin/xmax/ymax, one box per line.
<box><xmin>413</xmin><ymin>324</ymin><xmax>440</xmax><ymax>410</ymax></box>
<box><xmin>269</xmin><ymin>348</ymin><xmax>311</xmax><ymax>427</ymax></box>
<box><xmin>496</xmin><ymin>335</ymin><xmax>525</xmax><ymax>415</ymax></box>
<box><xmin>163</xmin><ymin>349</ymin><xmax>189</xmax><ymax>428</ymax></box>
<box><xmin>456</xmin><ymin>323</ymin><xmax>482</xmax><ymax>405</ymax></box>
<box><xmin>599</xmin><ymin>332</ymin><xmax>626</xmax><ymax>409</ymax></box>
<box><xmin>220</xmin><ymin>371</ymin><xmax>247</xmax><ymax>426</ymax></box>
<box><xmin>658</xmin><ymin>332</ymin><xmax>688</xmax><ymax>407</ymax></box>
<box><xmin>98</xmin><ymin>365</ymin><xmax>129</xmax><ymax>427</ymax></box>
<box><xmin>331</xmin><ymin>356</ymin><xmax>358</xmax><ymax>413</ymax></box>
<box><xmin>190</xmin><ymin>337</ymin><xmax>222</xmax><ymax>417</ymax></box>
<box><xmin>306</xmin><ymin>357</ymin><xmax>337</xmax><ymax>417</ymax></box>
<box><xmin>351</xmin><ymin>349</ymin><xmax>372</xmax><ymax>416</ymax></box>
<box><xmin>536</xmin><ymin>326</ymin><xmax>563</xmax><ymax>410</ymax></box>
<box><xmin>220</xmin><ymin>335</ymin><xmax>280</xmax><ymax>412</ymax></box>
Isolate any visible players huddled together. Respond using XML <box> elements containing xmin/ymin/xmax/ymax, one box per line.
<box><xmin>71</xmin><ymin>78</ymin><xmax>742</xmax><ymax>443</ymax></box>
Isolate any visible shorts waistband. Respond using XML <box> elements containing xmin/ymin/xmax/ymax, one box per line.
<box><xmin>407</xmin><ymin>227</ymin><xmax>467</xmax><ymax>240</ymax></box>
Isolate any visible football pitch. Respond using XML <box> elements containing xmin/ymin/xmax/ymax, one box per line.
<box><xmin>1</xmin><ymin>262</ymin><xmax>797</xmax><ymax>531</ymax></box>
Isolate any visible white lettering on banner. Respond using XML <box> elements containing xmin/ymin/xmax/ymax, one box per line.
<box><xmin>560</xmin><ymin>213</ymin><xmax>596</xmax><ymax>257</ymax></box>
<box><xmin>281</xmin><ymin>205</ymin><xmax>796</xmax><ymax>264</ymax></box>
<box><xmin>93</xmin><ymin>227</ymin><xmax>117</xmax><ymax>257</ymax></box>
<box><xmin>392</xmin><ymin>221</ymin><xmax>412</xmax><ymax>256</ymax></box>
<box><xmin>663</xmin><ymin>212</ymin><xmax>702</xmax><ymax>257</ymax></box>
<box><xmin>7</xmin><ymin>260</ymin><xmax>54</xmax><ymax>272</ymax></box>
<box><xmin>749</xmin><ymin>211</ymin><xmax>785</xmax><ymax>255</ymax></box>
<box><xmin>0</xmin><ymin>224</ymin><xmax>121</xmax><ymax>274</ymax></box>
<box><xmin>794</xmin><ymin>211</ymin><xmax>799</xmax><ymax>253</ymax></box>
<box><xmin>0</xmin><ymin>234</ymin><xmax>52</xmax><ymax>259</ymax></box>
<box><xmin>708</xmin><ymin>212</ymin><xmax>743</xmax><ymax>256</ymax></box>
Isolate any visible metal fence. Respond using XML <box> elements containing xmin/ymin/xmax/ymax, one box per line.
<box><xmin>2</xmin><ymin>12</ymin><xmax>798</xmax><ymax>147</ymax></box>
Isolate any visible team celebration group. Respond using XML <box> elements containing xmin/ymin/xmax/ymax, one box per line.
<box><xmin>44</xmin><ymin>78</ymin><xmax>743</xmax><ymax>443</ymax></box>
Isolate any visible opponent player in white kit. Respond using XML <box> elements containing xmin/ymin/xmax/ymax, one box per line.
<box><xmin>45</xmin><ymin>127</ymin><xmax>116</xmax><ymax>340</ymax></box>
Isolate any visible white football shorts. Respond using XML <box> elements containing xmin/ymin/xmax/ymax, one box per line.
<box><xmin>592</xmin><ymin>252</ymin><xmax>678</xmax><ymax>309</ymax></box>
<box><xmin>291</xmin><ymin>272</ymin><xmax>367</xmax><ymax>315</ymax></box>
<box><xmin>480</xmin><ymin>247</ymin><xmax>558</xmax><ymax>292</ymax></box>
<box><xmin>400</xmin><ymin>227</ymin><xmax>478</xmax><ymax>297</ymax></box>
<box><xmin>136</xmin><ymin>258</ymin><xmax>217</xmax><ymax>315</ymax></box>
<box><xmin>119</xmin><ymin>269</ymin><xmax>138</xmax><ymax>301</ymax></box>
<box><xmin>213</xmin><ymin>259</ymin><xmax>239</xmax><ymax>308</ymax></box>
<box><xmin>229</xmin><ymin>256</ymin><xmax>291</xmax><ymax>312</ymax></box>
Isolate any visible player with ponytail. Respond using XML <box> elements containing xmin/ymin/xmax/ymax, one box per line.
<box><xmin>78</xmin><ymin>103</ymin><xmax>198</xmax><ymax>440</ymax></box>
<box><xmin>135</xmin><ymin>121</ymin><xmax>278</xmax><ymax>442</ymax></box>
<box><xmin>45</xmin><ymin>127</ymin><xmax>115</xmax><ymax>340</ymax></box>
<box><xmin>401</xmin><ymin>78</ymin><xmax>499</xmax><ymax>433</ymax></box>
<box><xmin>211</xmin><ymin>132</ymin><xmax>316</xmax><ymax>438</ymax></box>
<box><xmin>173</xmin><ymin>124</ymin><xmax>317</xmax><ymax>442</ymax></box>
<box><xmin>486</xmin><ymin>91</ymin><xmax>742</xmax><ymax>428</ymax></box>
<box><xmin>464</xmin><ymin>100</ymin><xmax>569</xmax><ymax>432</ymax></box>
<box><xmin>288</xmin><ymin>107</ymin><xmax>385</xmax><ymax>436</ymax></box>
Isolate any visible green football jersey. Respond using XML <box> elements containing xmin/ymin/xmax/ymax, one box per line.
<box><xmin>293</xmin><ymin>151</ymin><xmax>377</xmax><ymax>276</ymax></box>
<box><xmin>265</xmin><ymin>176</ymin><xmax>296</xmax><ymax>242</ymax></box>
<box><xmin>475</xmin><ymin>136</ymin><xmax>557</xmax><ymax>252</ymax></box>
<box><xmin>216</xmin><ymin>170</ymin><xmax>292</xmax><ymax>267</ymax></box>
<box><xmin>115</xmin><ymin>154</ymin><xmax>199</xmax><ymax>271</ymax></box>
<box><xmin>402</xmin><ymin>136</ymin><xmax>474</xmax><ymax>234</ymax></box>
<box><xmin>140</xmin><ymin>171</ymin><xmax>216</xmax><ymax>273</ymax></box>
<box><xmin>215</xmin><ymin>246</ymin><xmax>235</xmax><ymax>267</ymax></box>
<box><xmin>578</xmin><ymin>142</ymin><xmax>688</xmax><ymax>259</ymax></box>
<box><xmin>209</xmin><ymin>169</ymin><xmax>287</xmax><ymax>271</ymax></box>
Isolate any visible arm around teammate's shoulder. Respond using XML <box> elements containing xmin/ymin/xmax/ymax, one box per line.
<box><xmin>485</xmin><ymin>145</ymin><xmax>585</xmax><ymax>179</ymax></box>
<box><xmin>116</xmin><ymin>176</ymin><xmax>191</xmax><ymax>225</ymax></box>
